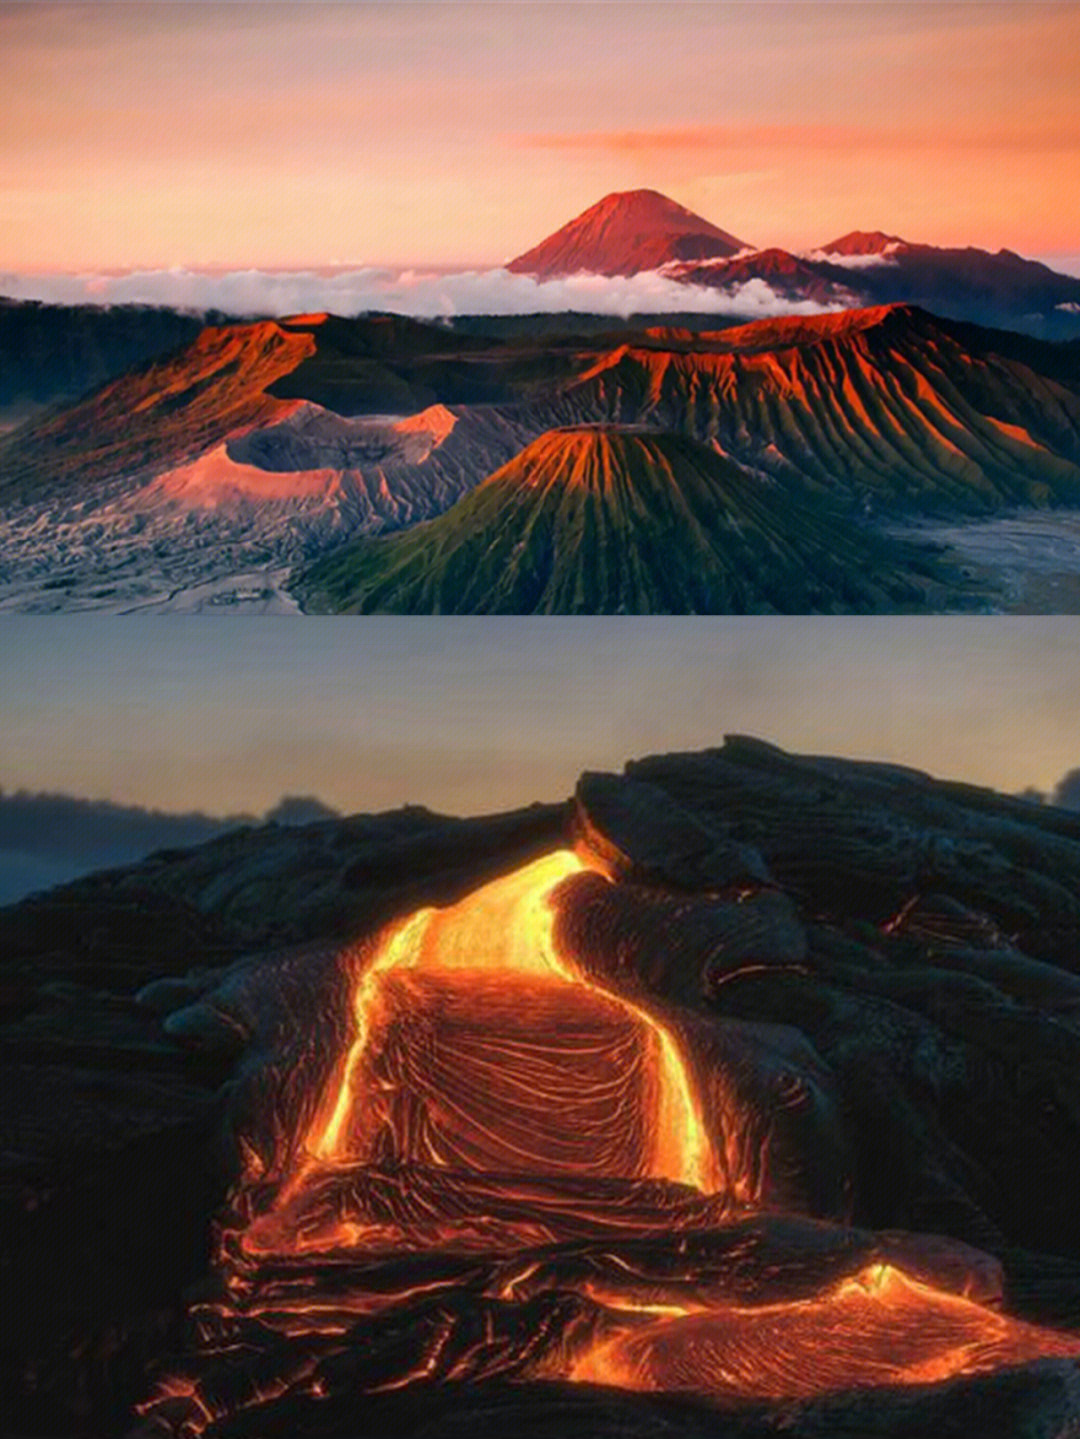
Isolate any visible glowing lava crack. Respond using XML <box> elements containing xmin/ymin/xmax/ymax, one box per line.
<box><xmin>139</xmin><ymin>851</ymin><xmax>1080</xmax><ymax>1435</ymax></box>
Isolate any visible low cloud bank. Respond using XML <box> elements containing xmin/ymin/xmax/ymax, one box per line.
<box><xmin>0</xmin><ymin>266</ymin><xmax>841</xmax><ymax>320</ymax></box>
<box><xmin>803</xmin><ymin>249</ymin><xmax>900</xmax><ymax>270</ymax></box>
<box><xmin>0</xmin><ymin>790</ymin><xmax>341</xmax><ymax>905</ymax></box>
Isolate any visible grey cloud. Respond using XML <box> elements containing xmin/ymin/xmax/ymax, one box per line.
<box><xmin>0</xmin><ymin>789</ymin><xmax>341</xmax><ymax>906</ymax></box>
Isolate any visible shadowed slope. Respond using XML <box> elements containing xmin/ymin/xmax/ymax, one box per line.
<box><xmin>544</xmin><ymin>306</ymin><xmax>1080</xmax><ymax>517</ymax></box>
<box><xmin>297</xmin><ymin>426</ymin><xmax>954</xmax><ymax>614</ymax></box>
<box><xmin>813</xmin><ymin>235</ymin><xmax>1080</xmax><ymax>334</ymax></box>
<box><xmin>0</xmin><ymin>298</ymin><xmax>207</xmax><ymax>420</ymax></box>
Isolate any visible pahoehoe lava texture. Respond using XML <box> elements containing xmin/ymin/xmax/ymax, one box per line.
<box><xmin>5</xmin><ymin>741</ymin><xmax>1080</xmax><ymax>1437</ymax></box>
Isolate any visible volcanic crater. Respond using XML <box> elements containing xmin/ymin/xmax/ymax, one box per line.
<box><xmin>5</xmin><ymin>299</ymin><xmax>1080</xmax><ymax>611</ymax></box>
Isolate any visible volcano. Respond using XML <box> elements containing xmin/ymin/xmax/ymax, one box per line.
<box><xmin>549</xmin><ymin>306</ymin><xmax>1080</xmax><ymax>517</ymax></box>
<box><xmin>505</xmin><ymin>190</ymin><xmax>1080</xmax><ymax>335</ymax></box>
<box><xmin>507</xmin><ymin>189</ymin><xmax>749</xmax><ymax>279</ymax></box>
<box><xmin>296</xmin><ymin>426</ymin><xmax>956</xmax><ymax>614</ymax></box>
<box><xmin>4</xmin><ymin>304</ymin><xmax>1080</xmax><ymax>611</ymax></box>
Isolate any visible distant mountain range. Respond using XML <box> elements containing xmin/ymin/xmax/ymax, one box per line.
<box><xmin>0</xmin><ymin>790</ymin><xmax>340</xmax><ymax>905</ymax></box>
<box><xmin>3</xmin><ymin>300</ymin><xmax>1079</xmax><ymax>612</ymax></box>
<box><xmin>2</xmin><ymin>189</ymin><xmax>1080</xmax><ymax>613</ymax></box>
<box><xmin>510</xmin><ymin>190</ymin><xmax>1080</xmax><ymax>339</ymax></box>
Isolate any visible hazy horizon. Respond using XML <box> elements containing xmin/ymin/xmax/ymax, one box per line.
<box><xmin>3</xmin><ymin>2</ymin><xmax>1078</xmax><ymax>271</ymax></box>
<box><xmin>2</xmin><ymin>618</ymin><xmax>1079</xmax><ymax>821</ymax></box>
<box><xmin>2</xmin><ymin>245</ymin><xmax>1080</xmax><ymax>320</ymax></box>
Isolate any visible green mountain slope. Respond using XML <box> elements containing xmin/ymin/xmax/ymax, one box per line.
<box><xmin>296</xmin><ymin>427</ymin><xmax>961</xmax><ymax>614</ymax></box>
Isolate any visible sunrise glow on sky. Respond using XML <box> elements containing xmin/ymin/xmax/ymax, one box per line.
<box><xmin>3</xmin><ymin>1</ymin><xmax>1079</xmax><ymax>272</ymax></box>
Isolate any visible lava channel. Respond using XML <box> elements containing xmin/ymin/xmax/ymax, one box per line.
<box><xmin>138</xmin><ymin>849</ymin><xmax>1080</xmax><ymax>1435</ymax></box>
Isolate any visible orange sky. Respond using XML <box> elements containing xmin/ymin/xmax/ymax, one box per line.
<box><xmin>4</xmin><ymin>618</ymin><xmax>1080</xmax><ymax>815</ymax></box>
<box><xmin>2</xmin><ymin>2</ymin><xmax>1079</xmax><ymax>270</ymax></box>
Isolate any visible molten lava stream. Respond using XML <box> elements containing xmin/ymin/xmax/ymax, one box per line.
<box><xmin>572</xmin><ymin>1262</ymin><xmax>1080</xmax><ymax>1400</ymax></box>
<box><xmin>196</xmin><ymin>848</ymin><xmax>1080</xmax><ymax>1425</ymax></box>
<box><xmin>299</xmin><ymin>849</ymin><xmax>720</xmax><ymax>1200</ymax></box>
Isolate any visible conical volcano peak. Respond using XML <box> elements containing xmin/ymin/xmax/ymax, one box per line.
<box><xmin>589</xmin><ymin>189</ymin><xmax>717</xmax><ymax>221</ymax></box>
<box><xmin>819</xmin><ymin>230</ymin><xmax>907</xmax><ymax>256</ymax></box>
<box><xmin>476</xmin><ymin>424</ymin><xmax>709</xmax><ymax>498</ymax></box>
<box><xmin>298</xmin><ymin>425</ymin><xmax>957</xmax><ymax>615</ymax></box>
<box><xmin>508</xmin><ymin>189</ymin><xmax>750</xmax><ymax>278</ymax></box>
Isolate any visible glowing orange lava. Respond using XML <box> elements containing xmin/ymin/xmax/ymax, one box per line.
<box><xmin>571</xmin><ymin>1262</ymin><xmax>1080</xmax><ymax>1400</ymax></box>
<box><xmin>303</xmin><ymin>850</ymin><xmax>721</xmax><ymax>1194</ymax></box>
<box><xmin>168</xmin><ymin>849</ymin><xmax>1080</xmax><ymax>1433</ymax></box>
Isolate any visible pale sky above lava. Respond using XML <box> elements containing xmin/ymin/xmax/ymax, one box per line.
<box><xmin>0</xmin><ymin>619</ymin><xmax>1077</xmax><ymax>816</ymax></box>
<box><xmin>2</xmin><ymin>1</ymin><xmax>1079</xmax><ymax>271</ymax></box>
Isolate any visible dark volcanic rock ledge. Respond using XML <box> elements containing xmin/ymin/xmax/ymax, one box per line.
<box><xmin>573</xmin><ymin>740</ymin><xmax>1080</xmax><ymax>1268</ymax></box>
<box><xmin>0</xmin><ymin>802</ymin><xmax>564</xmax><ymax>1434</ymax></box>
<box><xmin>5</xmin><ymin>743</ymin><xmax>1080</xmax><ymax>1436</ymax></box>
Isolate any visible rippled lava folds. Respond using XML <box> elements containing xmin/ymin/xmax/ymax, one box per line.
<box><xmin>139</xmin><ymin>851</ymin><xmax>1080</xmax><ymax>1435</ymax></box>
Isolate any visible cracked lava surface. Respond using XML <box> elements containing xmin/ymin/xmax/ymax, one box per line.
<box><xmin>137</xmin><ymin>851</ymin><xmax>1080</xmax><ymax>1435</ymax></box>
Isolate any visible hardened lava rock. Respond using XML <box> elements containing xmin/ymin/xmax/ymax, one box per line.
<box><xmin>7</xmin><ymin>743</ymin><xmax>1080</xmax><ymax>1437</ymax></box>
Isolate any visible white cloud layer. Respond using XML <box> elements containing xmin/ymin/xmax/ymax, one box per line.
<box><xmin>802</xmin><ymin>247</ymin><xmax>900</xmax><ymax>269</ymax></box>
<box><xmin>0</xmin><ymin>266</ymin><xmax>842</xmax><ymax>320</ymax></box>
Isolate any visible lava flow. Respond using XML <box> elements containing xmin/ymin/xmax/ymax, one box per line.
<box><xmin>306</xmin><ymin>850</ymin><xmax>719</xmax><ymax>1191</ymax></box>
<box><xmin>238</xmin><ymin>850</ymin><xmax>727</xmax><ymax>1262</ymax></box>
<box><xmin>139</xmin><ymin>850</ymin><xmax>1080</xmax><ymax>1436</ymax></box>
